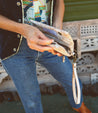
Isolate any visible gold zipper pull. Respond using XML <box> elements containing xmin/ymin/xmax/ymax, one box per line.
<box><xmin>63</xmin><ymin>56</ymin><xmax>65</xmax><ymax>62</ymax></box>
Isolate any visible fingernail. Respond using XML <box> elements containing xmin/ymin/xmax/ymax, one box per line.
<box><xmin>51</xmin><ymin>39</ymin><xmax>54</xmax><ymax>42</ymax></box>
<box><xmin>57</xmin><ymin>53</ymin><xmax>60</xmax><ymax>56</ymax></box>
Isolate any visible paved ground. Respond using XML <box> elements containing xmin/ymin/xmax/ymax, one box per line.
<box><xmin>0</xmin><ymin>94</ymin><xmax>98</xmax><ymax>113</ymax></box>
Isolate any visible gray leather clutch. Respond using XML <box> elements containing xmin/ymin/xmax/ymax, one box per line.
<box><xmin>30</xmin><ymin>20</ymin><xmax>74</xmax><ymax>57</ymax></box>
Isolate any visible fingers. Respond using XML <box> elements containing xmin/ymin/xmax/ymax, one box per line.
<box><xmin>39</xmin><ymin>31</ymin><xmax>50</xmax><ymax>40</ymax></box>
<box><xmin>37</xmin><ymin>39</ymin><xmax>54</xmax><ymax>46</ymax></box>
<box><xmin>29</xmin><ymin>37</ymin><xmax>54</xmax><ymax>46</ymax></box>
<box><xmin>48</xmin><ymin>49</ymin><xmax>63</xmax><ymax>56</ymax></box>
<box><xmin>28</xmin><ymin>42</ymin><xmax>53</xmax><ymax>52</ymax></box>
<box><xmin>26</xmin><ymin>28</ymin><xmax>63</xmax><ymax>56</ymax></box>
<box><xmin>28</xmin><ymin>32</ymin><xmax>54</xmax><ymax>46</ymax></box>
<box><xmin>28</xmin><ymin>41</ymin><xmax>63</xmax><ymax>56</ymax></box>
<box><xmin>38</xmin><ymin>32</ymin><xmax>54</xmax><ymax>45</ymax></box>
<box><xmin>57</xmin><ymin>53</ymin><xmax>63</xmax><ymax>56</ymax></box>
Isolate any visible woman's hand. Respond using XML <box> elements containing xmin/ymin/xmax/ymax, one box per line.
<box><xmin>20</xmin><ymin>24</ymin><xmax>54</xmax><ymax>52</ymax></box>
<box><xmin>20</xmin><ymin>24</ymin><xmax>62</xmax><ymax>56</ymax></box>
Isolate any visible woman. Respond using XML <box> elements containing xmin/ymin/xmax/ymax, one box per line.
<box><xmin>0</xmin><ymin>0</ymin><xmax>91</xmax><ymax>112</ymax></box>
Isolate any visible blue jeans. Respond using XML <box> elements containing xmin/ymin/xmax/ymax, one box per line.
<box><xmin>1</xmin><ymin>38</ymin><xmax>83</xmax><ymax>113</ymax></box>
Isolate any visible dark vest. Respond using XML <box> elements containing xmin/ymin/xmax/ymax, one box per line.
<box><xmin>0</xmin><ymin>0</ymin><xmax>23</xmax><ymax>60</ymax></box>
<box><xmin>0</xmin><ymin>0</ymin><xmax>55</xmax><ymax>60</ymax></box>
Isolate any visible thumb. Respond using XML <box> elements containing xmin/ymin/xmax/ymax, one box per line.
<box><xmin>37</xmin><ymin>38</ymin><xmax>54</xmax><ymax>46</ymax></box>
